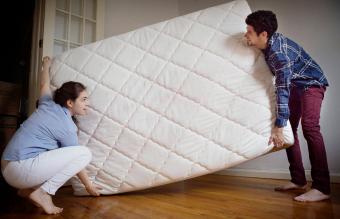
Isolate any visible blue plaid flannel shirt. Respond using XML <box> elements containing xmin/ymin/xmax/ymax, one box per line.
<box><xmin>263</xmin><ymin>33</ymin><xmax>329</xmax><ymax>127</ymax></box>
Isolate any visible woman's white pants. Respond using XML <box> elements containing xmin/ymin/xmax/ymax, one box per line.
<box><xmin>1</xmin><ymin>146</ymin><xmax>92</xmax><ymax>195</ymax></box>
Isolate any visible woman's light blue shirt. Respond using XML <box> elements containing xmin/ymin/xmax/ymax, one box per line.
<box><xmin>2</xmin><ymin>95</ymin><xmax>78</xmax><ymax>161</ymax></box>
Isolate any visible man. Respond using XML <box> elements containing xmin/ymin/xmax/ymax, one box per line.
<box><xmin>244</xmin><ymin>10</ymin><xmax>330</xmax><ymax>202</ymax></box>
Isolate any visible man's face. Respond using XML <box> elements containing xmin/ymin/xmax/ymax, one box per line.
<box><xmin>244</xmin><ymin>25</ymin><xmax>260</xmax><ymax>47</ymax></box>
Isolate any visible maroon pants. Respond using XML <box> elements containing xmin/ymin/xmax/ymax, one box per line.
<box><xmin>287</xmin><ymin>86</ymin><xmax>330</xmax><ymax>194</ymax></box>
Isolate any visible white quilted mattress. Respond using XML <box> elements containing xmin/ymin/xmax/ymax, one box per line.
<box><xmin>49</xmin><ymin>0</ymin><xmax>294</xmax><ymax>195</ymax></box>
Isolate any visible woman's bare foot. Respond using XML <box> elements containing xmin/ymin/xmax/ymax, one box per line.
<box><xmin>17</xmin><ymin>189</ymin><xmax>34</xmax><ymax>198</ymax></box>
<box><xmin>18</xmin><ymin>189</ymin><xmax>41</xmax><ymax>207</ymax></box>
<box><xmin>29</xmin><ymin>188</ymin><xmax>63</xmax><ymax>214</ymax></box>
<box><xmin>275</xmin><ymin>182</ymin><xmax>307</xmax><ymax>191</ymax></box>
<box><xmin>294</xmin><ymin>189</ymin><xmax>330</xmax><ymax>202</ymax></box>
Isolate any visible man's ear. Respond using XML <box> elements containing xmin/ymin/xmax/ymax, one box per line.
<box><xmin>66</xmin><ymin>99</ymin><xmax>73</xmax><ymax>108</ymax></box>
<box><xmin>260</xmin><ymin>31</ymin><xmax>268</xmax><ymax>39</ymax></box>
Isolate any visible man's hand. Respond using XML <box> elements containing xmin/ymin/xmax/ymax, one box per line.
<box><xmin>268</xmin><ymin>126</ymin><xmax>285</xmax><ymax>149</ymax></box>
<box><xmin>85</xmin><ymin>182</ymin><xmax>102</xmax><ymax>196</ymax></box>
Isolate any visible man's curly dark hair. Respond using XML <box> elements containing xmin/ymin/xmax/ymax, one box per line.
<box><xmin>245</xmin><ymin>10</ymin><xmax>278</xmax><ymax>39</ymax></box>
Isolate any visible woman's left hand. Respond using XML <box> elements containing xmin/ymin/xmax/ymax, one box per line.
<box><xmin>85</xmin><ymin>182</ymin><xmax>102</xmax><ymax>196</ymax></box>
<box><xmin>42</xmin><ymin>56</ymin><xmax>51</xmax><ymax>69</ymax></box>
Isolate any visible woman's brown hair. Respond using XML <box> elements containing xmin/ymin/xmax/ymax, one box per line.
<box><xmin>53</xmin><ymin>81</ymin><xmax>86</xmax><ymax>125</ymax></box>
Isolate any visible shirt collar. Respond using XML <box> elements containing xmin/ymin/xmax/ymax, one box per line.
<box><xmin>262</xmin><ymin>32</ymin><xmax>279</xmax><ymax>56</ymax></box>
<box><xmin>62</xmin><ymin>107</ymin><xmax>72</xmax><ymax>118</ymax></box>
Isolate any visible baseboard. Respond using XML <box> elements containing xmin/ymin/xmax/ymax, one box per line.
<box><xmin>216</xmin><ymin>168</ymin><xmax>340</xmax><ymax>183</ymax></box>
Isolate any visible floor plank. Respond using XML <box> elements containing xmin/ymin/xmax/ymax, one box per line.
<box><xmin>0</xmin><ymin>174</ymin><xmax>339</xmax><ymax>218</ymax></box>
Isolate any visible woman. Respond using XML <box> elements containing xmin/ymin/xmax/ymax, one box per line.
<box><xmin>1</xmin><ymin>56</ymin><xmax>101</xmax><ymax>214</ymax></box>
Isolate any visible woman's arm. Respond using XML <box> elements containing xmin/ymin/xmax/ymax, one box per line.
<box><xmin>77</xmin><ymin>169</ymin><xmax>102</xmax><ymax>196</ymax></box>
<box><xmin>40</xmin><ymin>56</ymin><xmax>52</xmax><ymax>98</ymax></box>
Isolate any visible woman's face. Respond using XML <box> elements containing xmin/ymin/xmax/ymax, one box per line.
<box><xmin>68</xmin><ymin>90</ymin><xmax>89</xmax><ymax>116</ymax></box>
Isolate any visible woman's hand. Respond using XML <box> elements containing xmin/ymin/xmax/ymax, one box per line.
<box><xmin>77</xmin><ymin>169</ymin><xmax>102</xmax><ymax>196</ymax></box>
<box><xmin>39</xmin><ymin>56</ymin><xmax>52</xmax><ymax>97</ymax></box>
<box><xmin>85</xmin><ymin>182</ymin><xmax>102</xmax><ymax>196</ymax></box>
<box><xmin>42</xmin><ymin>56</ymin><xmax>51</xmax><ymax>70</ymax></box>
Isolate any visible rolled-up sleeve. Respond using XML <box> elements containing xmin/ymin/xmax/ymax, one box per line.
<box><xmin>59</xmin><ymin>130</ymin><xmax>79</xmax><ymax>147</ymax></box>
<box><xmin>54</xmin><ymin>128</ymin><xmax>79</xmax><ymax>147</ymax></box>
<box><xmin>268</xmin><ymin>52</ymin><xmax>292</xmax><ymax>127</ymax></box>
<box><xmin>38</xmin><ymin>95</ymin><xmax>53</xmax><ymax>108</ymax></box>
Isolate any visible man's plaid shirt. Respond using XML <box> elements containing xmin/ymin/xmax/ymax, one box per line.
<box><xmin>263</xmin><ymin>32</ymin><xmax>329</xmax><ymax>127</ymax></box>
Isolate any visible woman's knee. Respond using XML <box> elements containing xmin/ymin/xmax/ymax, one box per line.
<box><xmin>64</xmin><ymin>146</ymin><xmax>92</xmax><ymax>165</ymax></box>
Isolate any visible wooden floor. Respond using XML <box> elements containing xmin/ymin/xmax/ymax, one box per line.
<box><xmin>0</xmin><ymin>174</ymin><xmax>339</xmax><ymax>219</ymax></box>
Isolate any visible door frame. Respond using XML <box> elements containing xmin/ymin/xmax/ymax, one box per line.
<box><xmin>28</xmin><ymin>0</ymin><xmax>105</xmax><ymax>115</ymax></box>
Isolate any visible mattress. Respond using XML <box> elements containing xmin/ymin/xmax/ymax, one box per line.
<box><xmin>49</xmin><ymin>0</ymin><xmax>294</xmax><ymax>195</ymax></box>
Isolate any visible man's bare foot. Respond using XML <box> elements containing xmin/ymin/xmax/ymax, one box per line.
<box><xmin>275</xmin><ymin>182</ymin><xmax>307</xmax><ymax>191</ymax></box>
<box><xmin>294</xmin><ymin>189</ymin><xmax>330</xmax><ymax>202</ymax></box>
<box><xmin>29</xmin><ymin>188</ymin><xmax>63</xmax><ymax>214</ymax></box>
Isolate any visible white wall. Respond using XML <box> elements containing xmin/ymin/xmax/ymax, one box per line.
<box><xmin>104</xmin><ymin>0</ymin><xmax>340</xmax><ymax>181</ymax></box>
<box><xmin>104</xmin><ymin>0</ymin><xmax>179</xmax><ymax>37</ymax></box>
<box><xmin>177</xmin><ymin>0</ymin><xmax>231</xmax><ymax>15</ymax></box>
<box><xmin>229</xmin><ymin>0</ymin><xmax>340</xmax><ymax>182</ymax></box>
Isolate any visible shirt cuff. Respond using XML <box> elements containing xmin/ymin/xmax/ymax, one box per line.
<box><xmin>275</xmin><ymin>118</ymin><xmax>287</xmax><ymax>128</ymax></box>
<box><xmin>39</xmin><ymin>94</ymin><xmax>53</xmax><ymax>104</ymax></box>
